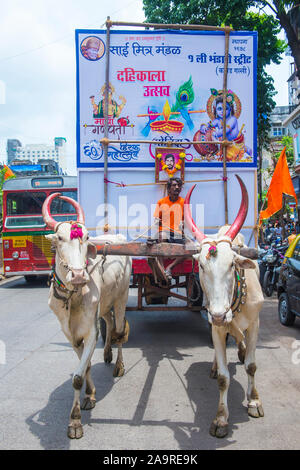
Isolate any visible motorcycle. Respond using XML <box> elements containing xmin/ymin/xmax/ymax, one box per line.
<box><xmin>262</xmin><ymin>239</ymin><xmax>288</xmax><ymax>297</ymax></box>
<box><xmin>258</xmin><ymin>244</ymin><xmax>270</xmax><ymax>287</ymax></box>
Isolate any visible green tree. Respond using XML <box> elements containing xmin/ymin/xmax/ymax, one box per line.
<box><xmin>274</xmin><ymin>134</ymin><xmax>295</xmax><ymax>167</ymax></box>
<box><xmin>258</xmin><ymin>1</ymin><xmax>300</xmax><ymax>79</ymax></box>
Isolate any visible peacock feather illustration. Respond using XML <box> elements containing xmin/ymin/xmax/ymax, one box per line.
<box><xmin>141</xmin><ymin>106</ymin><xmax>159</xmax><ymax>137</ymax></box>
<box><xmin>171</xmin><ymin>75</ymin><xmax>195</xmax><ymax>130</ymax></box>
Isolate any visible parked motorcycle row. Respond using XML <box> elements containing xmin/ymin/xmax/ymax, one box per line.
<box><xmin>258</xmin><ymin>234</ymin><xmax>288</xmax><ymax>297</ymax></box>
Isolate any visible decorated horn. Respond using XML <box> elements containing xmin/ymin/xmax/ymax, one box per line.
<box><xmin>184</xmin><ymin>184</ymin><xmax>206</xmax><ymax>243</ymax></box>
<box><xmin>42</xmin><ymin>192</ymin><xmax>61</xmax><ymax>231</ymax></box>
<box><xmin>224</xmin><ymin>174</ymin><xmax>248</xmax><ymax>241</ymax></box>
<box><xmin>42</xmin><ymin>193</ymin><xmax>85</xmax><ymax>231</ymax></box>
<box><xmin>58</xmin><ymin>195</ymin><xmax>85</xmax><ymax>225</ymax></box>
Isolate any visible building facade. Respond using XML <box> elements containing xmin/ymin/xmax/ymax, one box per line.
<box><xmin>10</xmin><ymin>137</ymin><xmax>67</xmax><ymax>174</ymax></box>
<box><xmin>6</xmin><ymin>139</ymin><xmax>22</xmax><ymax>164</ymax></box>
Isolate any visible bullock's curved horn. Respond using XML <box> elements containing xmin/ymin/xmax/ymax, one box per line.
<box><xmin>58</xmin><ymin>195</ymin><xmax>85</xmax><ymax>225</ymax></box>
<box><xmin>224</xmin><ymin>174</ymin><xmax>248</xmax><ymax>241</ymax></box>
<box><xmin>59</xmin><ymin>196</ymin><xmax>85</xmax><ymax>225</ymax></box>
<box><xmin>42</xmin><ymin>192</ymin><xmax>61</xmax><ymax>231</ymax></box>
<box><xmin>42</xmin><ymin>193</ymin><xmax>85</xmax><ymax>231</ymax></box>
<box><xmin>184</xmin><ymin>185</ymin><xmax>206</xmax><ymax>243</ymax></box>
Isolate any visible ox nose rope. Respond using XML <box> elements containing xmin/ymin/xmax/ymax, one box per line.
<box><xmin>48</xmin><ymin>269</ymin><xmax>78</xmax><ymax>310</ymax></box>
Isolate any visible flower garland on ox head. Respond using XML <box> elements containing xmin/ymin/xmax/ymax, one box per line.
<box><xmin>157</xmin><ymin>151</ymin><xmax>186</xmax><ymax>177</ymax></box>
<box><xmin>70</xmin><ymin>223</ymin><xmax>84</xmax><ymax>241</ymax></box>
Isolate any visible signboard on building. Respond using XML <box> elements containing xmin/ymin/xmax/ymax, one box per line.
<box><xmin>76</xmin><ymin>29</ymin><xmax>257</xmax><ymax>170</ymax></box>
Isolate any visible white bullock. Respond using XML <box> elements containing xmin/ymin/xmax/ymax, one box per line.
<box><xmin>184</xmin><ymin>175</ymin><xmax>264</xmax><ymax>438</ymax></box>
<box><xmin>42</xmin><ymin>193</ymin><xmax>132</xmax><ymax>439</ymax></box>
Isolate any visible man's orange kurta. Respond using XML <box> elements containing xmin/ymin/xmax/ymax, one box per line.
<box><xmin>259</xmin><ymin>147</ymin><xmax>297</xmax><ymax>224</ymax></box>
<box><xmin>153</xmin><ymin>196</ymin><xmax>184</xmax><ymax>234</ymax></box>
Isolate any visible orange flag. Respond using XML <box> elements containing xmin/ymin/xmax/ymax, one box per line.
<box><xmin>259</xmin><ymin>147</ymin><xmax>297</xmax><ymax>224</ymax></box>
<box><xmin>3</xmin><ymin>165</ymin><xmax>15</xmax><ymax>180</ymax></box>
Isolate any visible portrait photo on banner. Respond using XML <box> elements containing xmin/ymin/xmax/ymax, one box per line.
<box><xmin>155</xmin><ymin>147</ymin><xmax>185</xmax><ymax>182</ymax></box>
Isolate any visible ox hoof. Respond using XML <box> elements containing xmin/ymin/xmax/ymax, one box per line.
<box><xmin>209</xmin><ymin>421</ymin><xmax>228</xmax><ymax>438</ymax></box>
<box><xmin>81</xmin><ymin>397</ymin><xmax>96</xmax><ymax>411</ymax></box>
<box><xmin>72</xmin><ymin>375</ymin><xmax>83</xmax><ymax>390</ymax></box>
<box><xmin>248</xmin><ymin>403</ymin><xmax>264</xmax><ymax>418</ymax></box>
<box><xmin>113</xmin><ymin>362</ymin><xmax>125</xmax><ymax>377</ymax></box>
<box><xmin>68</xmin><ymin>423</ymin><xmax>83</xmax><ymax>439</ymax></box>
<box><xmin>104</xmin><ymin>347</ymin><xmax>113</xmax><ymax>364</ymax></box>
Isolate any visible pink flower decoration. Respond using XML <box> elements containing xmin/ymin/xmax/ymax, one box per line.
<box><xmin>70</xmin><ymin>223</ymin><xmax>83</xmax><ymax>239</ymax></box>
<box><xmin>208</xmin><ymin>245</ymin><xmax>217</xmax><ymax>256</ymax></box>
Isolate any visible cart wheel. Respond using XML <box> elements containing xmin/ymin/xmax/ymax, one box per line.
<box><xmin>24</xmin><ymin>275</ymin><xmax>37</xmax><ymax>283</ymax></box>
<box><xmin>100</xmin><ymin>317</ymin><xmax>106</xmax><ymax>343</ymax></box>
<box><xmin>144</xmin><ymin>274</ymin><xmax>168</xmax><ymax>305</ymax></box>
<box><xmin>187</xmin><ymin>274</ymin><xmax>203</xmax><ymax>307</ymax></box>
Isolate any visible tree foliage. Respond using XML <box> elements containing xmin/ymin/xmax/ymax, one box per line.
<box><xmin>274</xmin><ymin>135</ymin><xmax>295</xmax><ymax>166</ymax></box>
<box><xmin>258</xmin><ymin>1</ymin><xmax>300</xmax><ymax>79</ymax></box>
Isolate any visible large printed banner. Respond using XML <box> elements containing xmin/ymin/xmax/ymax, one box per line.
<box><xmin>76</xmin><ymin>29</ymin><xmax>257</xmax><ymax>170</ymax></box>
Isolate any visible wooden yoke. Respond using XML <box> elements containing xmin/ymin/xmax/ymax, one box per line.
<box><xmin>92</xmin><ymin>241</ymin><xmax>258</xmax><ymax>260</ymax></box>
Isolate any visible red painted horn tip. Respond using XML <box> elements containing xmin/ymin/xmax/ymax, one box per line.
<box><xmin>184</xmin><ymin>184</ymin><xmax>196</xmax><ymax>201</ymax></box>
<box><xmin>235</xmin><ymin>174</ymin><xmax>242</xmax><ymax>183</ymax></box>
<box><xmin>224</xmin><ymin>174</ymin><xmax>248</xmax><ymax>241</ymax></box>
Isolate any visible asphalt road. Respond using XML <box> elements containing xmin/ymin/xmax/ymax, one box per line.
<box><xmin>0</xmin><ymin>275</ymin><xmax>300</xmax><ymax>450</ymax></box>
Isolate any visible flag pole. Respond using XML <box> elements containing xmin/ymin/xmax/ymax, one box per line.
<box><xmin>248</xmin><ymin>196</ymin><xmax>267</xmax><ymax>245</ymax></box>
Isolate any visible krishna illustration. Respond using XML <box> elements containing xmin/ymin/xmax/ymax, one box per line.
<box><xmin>194</xmin><ymin>88</ymin><xmax>252</xmax><ymax>161</ymax></box>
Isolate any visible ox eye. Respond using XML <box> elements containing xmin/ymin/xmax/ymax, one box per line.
<box><xmin>58</xmin><ymin>235</ymin><xmax>63</xmax><ymax>241</ymax></box>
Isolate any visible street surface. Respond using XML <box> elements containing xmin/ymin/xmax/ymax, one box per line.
<box><xmin>0</xmin><ymin>276</ymin><xmax>300</xmax><ymax>450</ymax></box>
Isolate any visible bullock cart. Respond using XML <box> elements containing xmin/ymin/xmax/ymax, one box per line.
<box><xmin>91</xmin><ymin>170</ymin><xmax>258</xmax><ymax>345</ymax></box>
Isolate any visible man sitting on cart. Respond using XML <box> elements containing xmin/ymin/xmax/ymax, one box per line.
<box><xmin>153</xmin><ymin>177</ymin><xmax>186</xmax><ymax>281</ymax></box>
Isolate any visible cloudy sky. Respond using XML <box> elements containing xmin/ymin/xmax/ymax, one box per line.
<box><xmin>0</xmin><ymin>0</ymin><xmax>292</xmax><ymax>174</ymax></box>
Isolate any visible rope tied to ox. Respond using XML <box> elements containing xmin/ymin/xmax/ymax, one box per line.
<box><xmin>199</xmin><ymin>238</ymin><xmax>247</xmax><ymax>316</ymax></box>
<box><xmin>202</xmin><ymin>238</ymin><xmax>232</xmax><ymax>259</ymax></box>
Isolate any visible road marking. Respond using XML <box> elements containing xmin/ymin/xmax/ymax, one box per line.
<box><xmin>0</xmin><ymin>276</ymin><xmax>23</xmax><ymax>286</ymax></box>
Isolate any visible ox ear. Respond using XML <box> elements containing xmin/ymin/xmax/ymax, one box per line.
<box><xmin>87</xmin><ymin>242</ymin><xmax>97</xmax><ymax>259</ymax></box>
<box><xmin>45</xmin><ymin>234</ymin><xmax>57</xmax><ymax>245</ymax></box>
<box><xmin>234</xmin><ymin>253</ymin><xmax>256</xmax><ymax>270</ymax></box>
